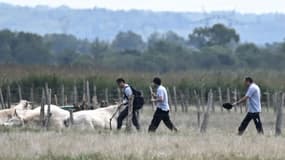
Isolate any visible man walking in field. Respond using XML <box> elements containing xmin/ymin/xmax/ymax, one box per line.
<box><xmin>233</xmin><ymin>77</ymin><xmax>264</xmax><ymax>135</ymax></box>
<box><xmin>148</xmin><ymin>77</ymin><xmax>178</xmax><ymax>132</ymax></box>
<box><xmin>116</xmin><ymin>78</ymin><xmax>141</xmax><ymax>131</ymax></box>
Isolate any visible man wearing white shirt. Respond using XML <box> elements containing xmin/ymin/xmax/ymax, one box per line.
<box><xmin>233</xmin><ymin>77</ymin><xmax>264</xmax><ymax>135</ymax></box>
<box><xmin>148</xmin><ymin>77</ymin><xmax>178</xmax><ymax>132</ymax></box>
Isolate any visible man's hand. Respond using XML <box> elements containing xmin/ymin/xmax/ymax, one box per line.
<box><xmin>232</xmin><ymin>102</ymin><xmax>238</xmax><ymax>106</ymax></box>
<box><xmin>151</xmin><ymin>98</ymin><xmax>156</xmax><ymax>102</ymax></box>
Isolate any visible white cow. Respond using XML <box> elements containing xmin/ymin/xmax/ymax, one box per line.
<box><xmin>4</xmin><ymin>104</ymin><xmax>70</xmax><ymax>129</ymax></box>
<box><xmin>0</xmin><ymin>100</ymin><xmax>32</xmax><ymax>125</ymax></box>
<box><xmin>66</xmin><ymin>105</ymin><xmax>122</xmax><ymax>130</ymax></box>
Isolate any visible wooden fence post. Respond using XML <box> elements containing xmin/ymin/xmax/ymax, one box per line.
<box><xmin>7</xmin><ymin>85</ymin><xmax>11</xmax><ymax>108</ymax></box>
<box><xmin>92</xmin><ymin>85</ymin><xmax>98</xmax><ymax>108</ymax></box>
<box><xmin>40</xmin><ymin>88</ymin><xmax>45</xmax><ymax>128</ymax></box>
<box><xmin>69</xmin><ymin>110</ymin><xmax>74</xmax><ymax>126</ymax></box>
<box><xmin>117</xmin><ymin>88</ymin><xmax>122</xmax><ymax>103</ymax></box>
<box><xmin>30</xmin><ymin>86</ymin><xmax>34</xmax><ymax>103</ymax></box>
<box><xmin>18</xmin><ymin>84</ymin><xmax>22</xmax><ymax>101</ymax></box>
<box><xmin>126</xmin><ymin>96</ymin><xmax>134</xmax><ymax>132</ymax></box>
<box><xmin>105</xmin><ymin>88</ymin><xmax>109</xmax><ymax>105</ymax></box>
<box><xmin>226</xmin><ymin>88</ymin><xmax>231</xmax><ymax>112</ymax></box>
<box><xmin>184</xmin><ymin>89</ymin><xmax>190</xmax><ymax>113</ymax></box>
<box><xmin>194</xmin><ymin>90</ymin><xmax>201</xmax><ymax>128</ymax></box>
<box><xmin>139</xmin><ymin>90</ymin><xmax>144</xmax><ymax>114</ymax></box>
<box><xmin>200</xmin><ymin>89</ymin><xmax>213</xmax><ymax>133</ymax></box>
<box><xmin>149</xmin><ymin>86</ymin><xmax>155</xmax><ymax>110</ymax></box>
<box><xmin>86</xmin><ymin>80</ymin><xmax>90</xmax><ymax>108</ymax></box>
<box><xmin>200</xmin><ymin>88</ymin><xmax>205</xmax><ymax>112</ymax></box>
<box><xmin>180</xmin><ymin>91</ymin><xmax>185</xmax><ymax>112</ymax></box>
<box><xmin>211</xmin><ymin>90</ymin><xmax>215</xmax><ymax>113</ymax></box>
<box><xmin>173</xmin><ymin>86</ymin><xmax>178</xmax><ymax>112</ymax></box>
<box><xmin>45</xmin><ymin>84</ymin><xmax>51</xmax><ymax>130</ymax></box>
<box><xmin>275</xmin><ymin>92</ymin><xmax>283</xmax><ymax>136</ymax></box>
<box><xmin>61</xmin><ymin>84</ymin><xmax>65</xmax><ymax>106</ymax></box>
<box><xmin>0</xmin><ymin>88</ymin><xmax>5</xmax><ymax>109</ymax></box>
<box><xmin>238</xmin><ymin>91</ymin><xmax>243</xmax><ymax>113</ymax></box>
<box><xmin>82</xmin><ymin>81</ymin><xmax>86</xmax><ymax>109</ymax></box>
<box><xmin>265</xmin><ymin>91</ymin><xmax>270</xmax><ymax>112</ymax></box>
<box><xmin>73</xmin><ymin>83</ymin><xmax>78</xmax><ymax>107</ymax></box>
<box><xmin>54</xmin><ymin>94</ymin><xmax>58</xmax><ymax>106</ymax></box>
<box><xmin>64</xmin><ymin>95</ymin><xmax>68</xmax><ymax>105</ymax></box>
<box><xmin>233</xmin><ymin>89</ymin><xmax>238</xmax><ymax>112</ymax></box>
<box><xmin>273</xmin><ymin>92</ymin><xmax>278</xmax><ymax>113</ymax></box>
<box><xmin>218</xmin><ymin>87</ymin><xmax>223</xmax><ymax>112</ymax></box>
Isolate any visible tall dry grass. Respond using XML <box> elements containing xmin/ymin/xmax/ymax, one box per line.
<box><xmin>1</xmin><ymin>65</ymin><xmax>285</xmax><ymax>105</ymax></box>
<box><xmin>0</xmin><ymin>106</ymin><xmax>283</xmax><ymax>160</ymax></box>
<box><xmin>1</xmin><ymin>65</ymin><xmax>285</xmax><ymax>90</ymax></box>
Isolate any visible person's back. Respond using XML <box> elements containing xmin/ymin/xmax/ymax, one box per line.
<box><xmin>246</xmin><ymin>83</ymin><xmax>261</xmax><ymax>113</ymax></box>
<box><xmin>156</xmin><ymin>85</ymin><xmax>169</xmax><ymax>111</ymax></box>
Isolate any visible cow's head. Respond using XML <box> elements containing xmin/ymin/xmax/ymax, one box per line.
<box><xmin>4</xmin><ymin>110</ymin><xmax>24</xmax><ymax>127</ymax></box>
<box><xmin>14</xmin><ymin>100</ymin><xmax>33</xmax><ymax>110</ymax></box>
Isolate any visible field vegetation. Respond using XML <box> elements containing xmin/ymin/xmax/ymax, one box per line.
<box><xmin>0</xmin><ymin>106</ymin><xmax>283</xmax><ymax>160</ymax></box>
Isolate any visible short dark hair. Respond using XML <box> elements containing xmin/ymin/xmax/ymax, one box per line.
<box><xmin>116</xmin><ymin>78</ymin><xmax>125</xmax><ymax>84</ymax></box>
<box><xmin>245</xmin><ymin>77</ymin><xmax>253</xmax><ymax>83</ymax></box>
<box><xmin>153</xmin><ymin>77</ymin><xmax>161</xmax><ymax>85</ymax></box>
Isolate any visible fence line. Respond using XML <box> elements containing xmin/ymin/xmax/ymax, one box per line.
<box><xmin>0</xmin><ymin>84</ymin><xmax>280</xmax><ymax>114</ymax></box>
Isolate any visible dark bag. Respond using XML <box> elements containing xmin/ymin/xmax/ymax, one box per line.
<box><xmin>124</xmin><ymin>86</ymin><xmax>144</xmax><ymax>110</ymax></box>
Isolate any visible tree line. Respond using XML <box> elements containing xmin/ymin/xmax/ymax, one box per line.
<box><xmin>0</xmin><ymin>23</ymin><xmax>285</xmax><ymax>72</ymax></box>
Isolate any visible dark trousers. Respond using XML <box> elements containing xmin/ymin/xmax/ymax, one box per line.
<box><xmin>238</xmin><ymin>112</ymin><xmax>264</xmax><ymax>135</ymax></box>
<box><xmin>148</xmin><ymin>108</ymin><xmax>177</xmax><ymax>132</ymax></box>
<box><xmin>117</xmin><ymin>106</ymin><xmax>140</xmax><ymax>130</ymax></box>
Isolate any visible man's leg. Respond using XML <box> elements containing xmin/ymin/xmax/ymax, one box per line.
<box><xmin>117</xmin><ymin>107</ymin><xmax>128</xmax><ymax>130</ymax></box>
<box><xmin>132</xmin><ymin>110</ymin><xmax>140</xmax><ymax>130</ymax></box>
<box><xmin>148</xmin><ymin>109</ymin><xmax>162</xmax><ymax>132</ymax></box>
<box><xmin>162</xmin><ymin>111</ymin><xmax>178</xmax><ymax>132</ymax></box>
<box><xmin>252</xmin><ymin>113</ymin><xmax>264</xmax><ymax>134</ymax></box>
<box><xmin>238</xmin><ymin>113</ymin><xmax>253</xmax><ymax>135</ymax></box>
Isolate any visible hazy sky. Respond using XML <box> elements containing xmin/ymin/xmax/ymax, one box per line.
<box><xmin>0</xmin><ymin>0</ymin><xmax>284</xmax><ymax>13</ymax></box>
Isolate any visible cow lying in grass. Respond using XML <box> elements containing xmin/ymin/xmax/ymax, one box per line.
<box><xmin>65</xmin><ymin>104</ymin><xmax>122</xmax><ymax>130</ymax></box>
<box><xmin>4</xmin><ymin>104</ymin><xmax>70</xmax><ymax>129</ymax></box>
<box><xmin>0</xmin><ymin>100</ymin><xmax>32</xmax><ymax>125</ymax></box>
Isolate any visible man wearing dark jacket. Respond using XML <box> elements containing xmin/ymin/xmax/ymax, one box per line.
<box><xmin>116</xmin><ymin>78</ymin><xmax>140</xmax><ymax>130</ymax></box>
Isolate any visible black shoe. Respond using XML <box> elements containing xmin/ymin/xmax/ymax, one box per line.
<box><xmin>173</xmin><ymin>127</ymin><xmax>178</xmax><ymax>132</ymax></box>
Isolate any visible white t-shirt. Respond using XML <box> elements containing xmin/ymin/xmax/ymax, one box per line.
<box><xmin>123</xmin><ymin>84</ymin><xmax>132</xmax><ymax>105</ymax></box>
<box><xmin>246</xmin><ymin>83</ymin><xmax>261</xmax><ymax>113</ymax></box>
<box><xmin>156</xmin><ymin>85</ymin><xmax>170</xmax><ymax>111</ymax></box>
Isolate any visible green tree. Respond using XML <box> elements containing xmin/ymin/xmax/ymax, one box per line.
<box><xmin>11</xmin><ymin>32</ymin><xmax>52</xmax><ymax>64</ymax></box>
<box><xmin>0</xmin><ymin>30</ymin><xmax>14</xmax><ymax>63</ymax></box>
<box><xmin>90</xmin><ymin>38</ymin><xmax>109</xmax><ymax>59</ymax></box>
<box><xmin>188</xmin><ymin>24</ymin><xmax>240</xmax><ymax>48</ymax></box>
<box><xmin>148</xmin><ymin>32</ymin><xmax>186</xmax><ymax>54</ymax></box>
<box><xmin>111</xmin><ymin>31</ymin><xmax>145</xmax><ymax>53</ymax></box>
<box><xmin>235</xmin><ymin>43</ymin><xmax>261</xmax><ymax>67</ymax></box>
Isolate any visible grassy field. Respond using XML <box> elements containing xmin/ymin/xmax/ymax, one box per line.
<box><xmin>0</xmin><ymin>106</ymin><xmax>284</xmax><ymax>160</ymax></box>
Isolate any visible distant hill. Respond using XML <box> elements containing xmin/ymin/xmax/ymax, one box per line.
<box><xmin>0</xmin><ymin>3</ymin><xmax>284</xmax><ymax>44</ymax></box>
